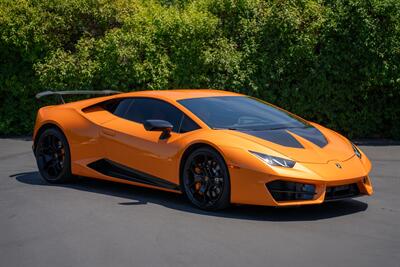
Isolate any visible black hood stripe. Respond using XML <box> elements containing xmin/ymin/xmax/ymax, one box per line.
<box><xmin>288</xmin><ymin>126</ymin><xmax>327</xmax><ymax>148</ymax></box>
<box><xmin>239</xmin><ymin>129</ymin><xmax>304</xmax><ymax>148</ymax></box>
<box><xmin>239</xmin><ymin>126</ymin><xmax>327</xmax><ymax>149</ymax></box>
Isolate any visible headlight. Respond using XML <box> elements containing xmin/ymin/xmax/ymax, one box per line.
<box><xmin>250</xmin><ymin>151</ymin><xmax>296</xmax><ymax>168</ymax></box>
<box><xmin>352</xmin><ymin>143</ymin><xmax>362</xmax><ymax>158</ymax></box>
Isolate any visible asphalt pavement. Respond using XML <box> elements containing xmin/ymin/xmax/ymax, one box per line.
<box><xmin>0</xmin><ymin>138</ymin><xmax>399</xmax><ymax>267</ymax></box>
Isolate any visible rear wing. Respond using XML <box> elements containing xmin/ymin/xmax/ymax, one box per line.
<box><xmin>36</xmin><ymin>90</ymin><xmax>122</xmax><ymax>104</ymax></box>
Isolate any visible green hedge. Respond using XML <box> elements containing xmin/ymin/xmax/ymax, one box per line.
<box><xmin>1</xmin><ymin>0</ymin><xmax>399</xmax><ymax>138</ymax></box>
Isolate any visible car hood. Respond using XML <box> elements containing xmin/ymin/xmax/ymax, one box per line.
<box><xmin>223</xmin><ymin>123</ymin><xmax>354</xmax><ymax>164</ymax></box>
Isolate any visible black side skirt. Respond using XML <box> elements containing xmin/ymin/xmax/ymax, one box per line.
<box><xmin>87</xmin><ymin>158</ymin><xmax>180</xmax><ymax>191</ymax></box>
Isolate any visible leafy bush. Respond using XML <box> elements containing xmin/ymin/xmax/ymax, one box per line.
<box><xmin>0</xmin><ymin>0</ymin><xmax>399</xmax><ymax>138</ymax></box>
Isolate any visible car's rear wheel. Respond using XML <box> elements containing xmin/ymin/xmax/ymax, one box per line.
<box><xmin>182</xmin><ymin>147</ymin><xmax>230</xmax><ymax>210</ymax></box>
<box><xmin>35</xmin><ymin>128</ymin><xmax>73</xmax><ymax>183</ymax></box>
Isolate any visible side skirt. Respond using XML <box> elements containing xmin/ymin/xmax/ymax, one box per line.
<box><xmin>87</xmin><ymin>158</ymin><xmax>180</xmax><ymax>191</ymax></box>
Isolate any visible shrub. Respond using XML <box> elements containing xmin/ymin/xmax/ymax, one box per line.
<box><xmin>0</xmin><ymin>0</ymin><xmax>399</xmax><ymax>138</ymax></box>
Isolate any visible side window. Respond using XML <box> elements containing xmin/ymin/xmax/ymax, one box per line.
<box><xmin>179</xmin><ymin>115</ymin><xmax>200</xmax><ymax>133</ymax></box>
<box><xmin>113</xmin><ymin>98</ymin><xmax>132</xmax><ymax>117</ymax></box>
<box><xmin>98</xmin><ymin>98</ymin><xmax>126</xmax><ymax>114</ymax></box>
<box><xmin>109</xmin><ymin>97</ymin><xmax>200</xmax><ymax>133</ymax></box>
<box><xmin>122</xmin><ymin>98</ymin><xmax>197</xmax><ymax>133</ymax></box>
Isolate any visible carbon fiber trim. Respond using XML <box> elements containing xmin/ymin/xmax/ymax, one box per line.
<box><xmin>87</xmin><ymin>158</ymin><xmax>180</xmax><ymax>191</ymax></box>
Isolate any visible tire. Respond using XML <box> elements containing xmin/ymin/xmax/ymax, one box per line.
<box><xmin>182</xmin><ymin>147</ymin><xmax>230</xmax><ymax>210</ymax></box>
<box><xmin>35</xmin><ymin>127</ymin><xmax>73</xmax><ymax>183</ymax></box>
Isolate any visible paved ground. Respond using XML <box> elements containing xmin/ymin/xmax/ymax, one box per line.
<box><xmin>0</xmin><ymin>138</ymin><xmax>399</xmax><ymax>267</ymax></box>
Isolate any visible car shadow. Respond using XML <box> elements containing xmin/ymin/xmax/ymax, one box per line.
<box><xmin>11</xmin><ymin>171</ymin><xmax>369</xmax><ymax>222</ymax></box>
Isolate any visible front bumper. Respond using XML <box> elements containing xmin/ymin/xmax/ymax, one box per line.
<box><xmin>230</xmin><ymin>172</ymin><xmax>373</xmax><ymax>206</ymax></box>
<box><xmin>229</xmin><ymin>155</ymin><xmax>373</xmax><ymax>207</ymax></box>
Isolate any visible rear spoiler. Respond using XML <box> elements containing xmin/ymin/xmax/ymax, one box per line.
<box><xmin>35</xmin><ymin>90</ymin><xmax>122</xmax><ymax>104</ymax></box>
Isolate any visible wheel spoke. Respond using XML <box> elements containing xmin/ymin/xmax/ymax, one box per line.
<box><xmin>44</xmin><ymin>158</ymin><xmax>55</xmax><ymax>169</ymax></box>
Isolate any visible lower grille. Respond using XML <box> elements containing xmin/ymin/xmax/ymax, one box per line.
<box><xmin>325</xmin><ymin>183</ymin><xmax>360</xmax><ymax>201</ymax></box>
<box><xmin>266</xmin><ymin>180</ymin><xmax>316</xmax><ymax>201</ymax></box>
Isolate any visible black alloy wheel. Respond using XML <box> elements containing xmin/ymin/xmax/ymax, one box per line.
<box><xmin>182</xmin><ymin>147</ymin><xmax>230</xmax><ymax>210</ymax></box>
<box><xmin>35</xmin><ymin>128</ymin><xmax>73</xmax><ymax>183</ymax></box>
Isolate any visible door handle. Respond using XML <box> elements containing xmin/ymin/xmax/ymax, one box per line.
<box><xmin>101</xmin><ymin>128</ymin><xmax>116</xmax><ymax>137</ymax></box>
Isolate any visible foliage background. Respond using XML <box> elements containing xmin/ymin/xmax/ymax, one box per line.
<box><xmin>0</xmin><ymin>0</ymin><xmax>399</xmax><ymax>138</ymax></box>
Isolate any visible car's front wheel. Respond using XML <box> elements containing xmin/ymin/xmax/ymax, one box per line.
<box><xmin>182</xmin><ymin>147</ymin><xmax>230</xmax><ymax>210</ymax></box>
<box><xmin>35</xmin><ymin>127</ymin><xmax>73</xmax><ymax>183</ymax></box>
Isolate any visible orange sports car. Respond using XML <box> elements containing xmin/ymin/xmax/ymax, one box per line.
<box><xmin>33</xmin><ymin>89</ymin><xmax>373</xmax><ymax>210</ymax></box>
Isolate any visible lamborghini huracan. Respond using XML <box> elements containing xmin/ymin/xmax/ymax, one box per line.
<box><xmin>33</xmin><ymin>89</ymin><xmax>373</xmax><ymax>210</ymax></box>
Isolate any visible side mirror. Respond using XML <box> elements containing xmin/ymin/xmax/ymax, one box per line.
<box><xmin>143</xmin><ymin>120</ymin><xmax>173</xmax><ymax>139</ymax></box>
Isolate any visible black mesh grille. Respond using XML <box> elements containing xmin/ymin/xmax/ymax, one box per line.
<box><xmin>325</xmin><ymin>183</ymin><xmax>360</xmax><ymax>201</ymax></box>
<box><xmin>266</xmin><ymin>180</ymin><xmax>316</xmax><ymax>201</ymax></box>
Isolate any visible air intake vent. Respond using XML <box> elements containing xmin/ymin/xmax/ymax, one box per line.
<box><xmin>266</xmin><ymin>180</ymin><xmax>316</xmax><ymax>201</ymax></box>
<box><xmin>325</xmin><ymin>183</ymin><xmax>360</xmax><ymax>201</ymax></box>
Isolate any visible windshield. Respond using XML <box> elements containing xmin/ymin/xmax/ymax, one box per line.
<box><xmin>178</xmin><ymin>96</ymin><xmax>308</xmax><ymax>131</ymax></box>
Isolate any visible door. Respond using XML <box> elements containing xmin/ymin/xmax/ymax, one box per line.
<box><xmin>98</xmin><ymin>97</ymin><xmax>200</xmax><ymax>188</ymax></box>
